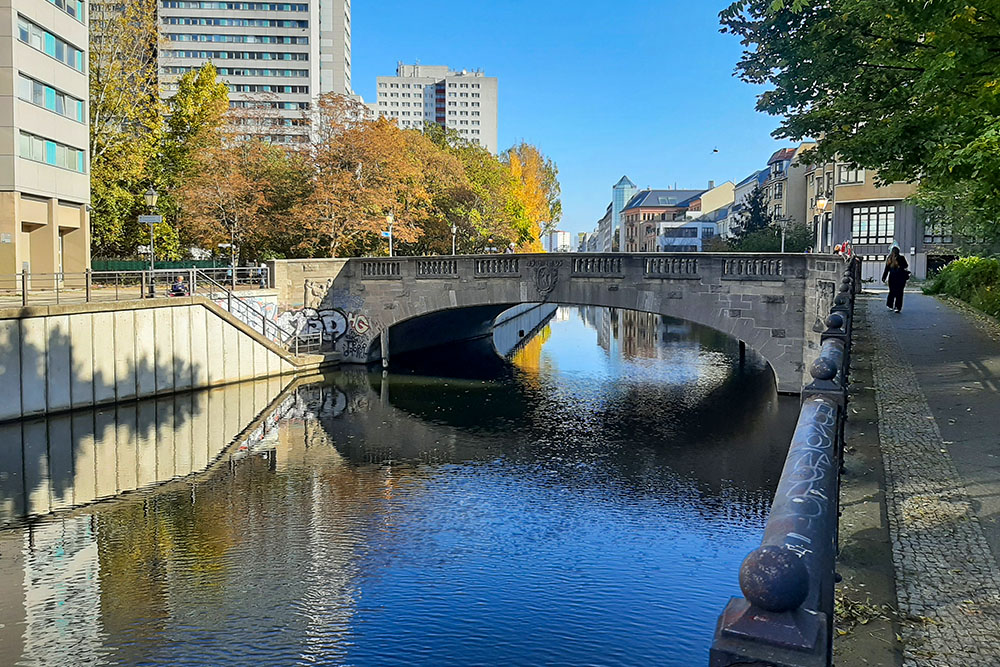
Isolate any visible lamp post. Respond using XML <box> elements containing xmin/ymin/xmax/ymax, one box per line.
<box><xmin>451</xmin><ymin>224</ymin><xmax>457</xmax><ymax>256</ymax></box>
<box><xmin>816</xmin><ymin>196</ymin><xmax>830</xmax><ymax>252</ymax></box>
<box><xmin>141</xmin><ymin>187</ymin><xmax>159</xmax><ymax>296</ymax></box>
<box><xmin>386</xmin><ymin>214</ymin><xmax>394</xmax><ymax>257</ymax></box>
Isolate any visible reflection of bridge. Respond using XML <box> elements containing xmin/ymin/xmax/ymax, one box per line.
<box><xmin>271</xmin><ymin>253</ymin><xmax>844</xmax><ymax>393</ymax></box>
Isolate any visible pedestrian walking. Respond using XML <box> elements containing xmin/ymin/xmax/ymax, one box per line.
<box><xmin>882</xmin><ymin>247</ymin><xmax>910</xmax><ymax>313</ymax></box>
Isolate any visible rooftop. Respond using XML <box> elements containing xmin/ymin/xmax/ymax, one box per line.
<box><xmin>624</xmin><ymin>189</ymin><xmax>707</xmax><ymax>209</ymax></box>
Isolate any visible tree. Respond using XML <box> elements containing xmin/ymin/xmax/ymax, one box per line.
<box><xmin>161</xmin><ymin>64</ymin><xmax>230</xmax><ymax>190</ymax></box>
<box><xmin>731</xmin><ymin>184</ymin><xmax>772</xmax><ymax>241</ymax></box>
<box><xmin>89</xmin><ymin>0</ymin><xmax>163</xmax><ymax>258</ymax></box>
<box><xmin>503</xmin><ymin>142</ymin><xmax>562</xmax><ymax>251</ymax></box>
<box><xmin>720</xmin><ymin>0</ymin><xmax>1000</xmax><ymax>247</ymax></box>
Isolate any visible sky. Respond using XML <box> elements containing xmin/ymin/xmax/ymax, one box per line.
<box><xmin>352</xmin><ymin>0</ymin><xmax>793</xmax><ymax>241</ymax></box>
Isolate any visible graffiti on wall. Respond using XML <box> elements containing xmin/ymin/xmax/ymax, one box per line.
<box><xmin>277</xmin><ymin>281</ymin><xmax>381</xmax><ymax>360</ymax></box>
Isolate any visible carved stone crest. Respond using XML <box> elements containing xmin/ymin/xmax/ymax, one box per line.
<box><xmin>528</xmin><ymin>260</ymin><xmax>562</xmax><ymax>298</ymax></box>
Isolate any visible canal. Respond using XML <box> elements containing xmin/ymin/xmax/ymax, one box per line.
<box><xmin>0</xmin><ymin>306</ymin><xmax>798</xmax><ymax>666</ymax></box>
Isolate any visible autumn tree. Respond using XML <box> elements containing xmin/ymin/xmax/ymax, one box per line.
<box><xmin>721</xmin><ymin>0</ymin><xmax>1000</xmax><ymax>249</ymax></box>
<box><xmin>503</xmin><ymin>142</ymin><xmax>562</xmax><ymax>251</ymax></box>
<box><xmin>89</xmin><ymin>0</ymin><xmax>164</xmax><ymax>258</ymax></box>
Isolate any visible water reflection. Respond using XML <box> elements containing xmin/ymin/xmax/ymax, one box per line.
<box><xmin>0</xmin><ymin>306</ymin><xmax>798</xmax><ymax>666</ymax></box>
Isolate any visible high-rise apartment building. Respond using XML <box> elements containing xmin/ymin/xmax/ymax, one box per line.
<box><xmin>158</xmin><ymin>0</ymin><xmax>353</xmax><ymax>143</ymax></box>
<box><xmin>1</xmin><ymin>0</ymin><xmax>91</xmax><ymax>276</ymax></box>
<box><xmin>375</xmin><ymin>64</ymin><xmax>498</xmax><ymax>153</ymax></box>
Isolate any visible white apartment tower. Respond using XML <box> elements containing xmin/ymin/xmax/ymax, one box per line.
<box><xmin>376</xmin><ymin>63</ymin><xmax>498</xmax><ymax>153</ymax></box>
<box><xmin>158</xmin><ymin>0</ymin><xmax>353</xmax><ymax>143</ymax></box>
<box><xmin>1</xmin><ymin>0</ymin><xmax>91</xmax><ymax>276</ymax></box>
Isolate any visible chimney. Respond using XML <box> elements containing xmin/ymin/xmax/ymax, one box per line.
<box><xmin>708</xmin><ymin>180</ymin><xmax>715</xmax><ymax>189</ymax></box>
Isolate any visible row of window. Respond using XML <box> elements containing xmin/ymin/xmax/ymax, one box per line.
<box><xmin>18</xmin><ymin>74</ymin><xmax>85</xmax><ymax>123</ymax></box>
<box><xmin>19</xmin><ymin>131</ymin><xmax>86</xmax><ymax>173</ymax></box>
<box><xmin>162</xmin><ymin>1</ymin><xmax>307</xmax><ymax>9</ymax></box>
<box><xmin>230</xmin><ymin>100</ymin><xmax>309</xmax><ymax>110</ymax></box>
<box><xmin>167</xmin><ymin>34</ymin><xmax>308</xmax><ymax>44</ymax></box>
<box><xmin>164</xmin><ymin>17</ymin><xmax>308</xmax><ymax>27</ymax></box>
<box><xmin>379</xmin><ymin>81</ymin><xmax>482</xmax><ymax>89</ymax></box>
<box><xmin>852</xmin><ymin>205</ymin><xmax>895</xmax><ymax>244</ymax></box>
<box><xmin>229</xmin><ymin>83</ymin><xmax>308</xmax><ymax>93</ymax></box>
<box><xmin>164</xmin><ymin>66</ymin><xmax>308</xmax><ymax>77</ymax></box>
<box><xmin>838</xmin><ymin>166</ymin><xmax>864</xmax><ymax>184</ymax></box>
<box><xmin>18</xmin><ymin>17</ymin><xmax>85</xmax><ymax>72</ymax></box>
<box><xmin>46</xmin><ymin>0</ymin><xmax>85</xmax><ymax>22</ymax></box>
<box><xmin>165</xmin><ymin>50</ymin><xmax>308</xmax><ymax>60</ymax></box>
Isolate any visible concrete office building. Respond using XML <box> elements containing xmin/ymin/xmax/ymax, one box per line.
<box><xmin>158</xmin><ymin>0</ymin><xmax>353</xmax><ymax>143</ymax></box>
<box><xmin>1</xmin><ymin>0</ymin><xmax>90</xmax><ymax>277</ymax></box>
<box><xmin>375</xmin><ymin>63</ymin><xmax>498</xmax><ymax>153</ymax></box>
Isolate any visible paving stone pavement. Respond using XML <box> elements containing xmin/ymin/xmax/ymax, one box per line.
<box><xmin>867</xmin><ymin>294</ymin><xmax>1000</xmax><ymax>666</ymax></box>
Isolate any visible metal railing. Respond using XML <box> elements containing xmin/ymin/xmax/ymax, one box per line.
<box><xmin>710</xmin><ymin>256</ymin><xmax>859</xmax><ymax>667</ymax></box>
<box><xmin>0</xmin><ymin>267</ymin><xmax>321</xmax><ymax>356</ymax></box>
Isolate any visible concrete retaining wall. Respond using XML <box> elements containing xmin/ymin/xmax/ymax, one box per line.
<box><xmin>493</xmin><ymin>303</ymin><xmax>559</xmax><ymax>356</ymax></box>
<box><xmin>0</xmin><ymin>297</ymin><xmax>328</xmax><ymax>422</ymax></box>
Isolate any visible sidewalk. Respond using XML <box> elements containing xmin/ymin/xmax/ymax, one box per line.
<box><xmin>865</xmin><ymin>291</ymin><xmax>1000</xmax><ymax>665</ymax></box>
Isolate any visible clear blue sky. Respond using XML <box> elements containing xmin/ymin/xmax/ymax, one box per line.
<box><xmin>352</xmin><ymin>1</ymin><xmax>792</xmax><ymax>240</ymax></box>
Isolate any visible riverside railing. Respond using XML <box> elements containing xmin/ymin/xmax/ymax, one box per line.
<box><xmin>0</xmin><ymin>267</ymin><xmax>321</xmax><ymax>356</ymax></box>
<box><xmin>710</xmin><ymin>256</ymin><xmax>859</xmax><ymax>667</ymax></box>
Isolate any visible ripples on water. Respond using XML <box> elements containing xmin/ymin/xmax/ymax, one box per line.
<box><xmin>0</xmin><ymin>306</ymin><xmax>798</xmax><ymax>666</ymax></box>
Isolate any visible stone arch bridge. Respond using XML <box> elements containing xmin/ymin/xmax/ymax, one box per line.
<box><xmin>269</xmin><ymin>253</ymin><xmax>845</xmax><ymax>393</ymax></box>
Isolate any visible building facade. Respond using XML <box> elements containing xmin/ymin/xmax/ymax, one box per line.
<box><xmin>158</xmin><ymin>0</ymin><xmax>353</xmax><ymax>144</ymax></box>
<box><xmin>374</xmin><ymin>64</ymin><xmax>498</xmax><ymax>152</ymax></box>
<box><xmin>621</xmin><ymin>189</ymin><xmax>705</xmax><ymax>252</ymax></box>
<box><xmin>1</xmin><ymin>0</ymin><xmax>90</xmax><ymax>277</ymax></box>
<box><xmin>544</xmin><ymin>230</ymin><xmax>571</xmax><ymax>253</ymax></box>
<box><xmin>612</xmin><ymin>175</ymin><xmax>636</xmax><ymax>253</ymax></box>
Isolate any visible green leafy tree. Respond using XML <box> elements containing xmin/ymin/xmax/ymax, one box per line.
<box><xmin>721</xmin><ymin>0</ymin><xmax>1000</xmax><ymax>248</ymax></box>
<box><xmin>731</xmin><ymin>184</ymin><xmax>772</xmax><ymax>241</ymax></box>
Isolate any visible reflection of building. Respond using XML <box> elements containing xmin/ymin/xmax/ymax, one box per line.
<box><xmin>2</xmin><ymin>0</ymin><xmax>90</xmax><ymax>276</ymax></box>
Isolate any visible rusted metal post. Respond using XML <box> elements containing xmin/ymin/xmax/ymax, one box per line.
<box><xmin>21</xmin><ymin>271</ymin><xmax>27</xmax><ymax>307</ymax></box>
<box><xmin>85</xmin><ymin>269</ymin><xmax>92</xmax><ymax>302</ymax></box>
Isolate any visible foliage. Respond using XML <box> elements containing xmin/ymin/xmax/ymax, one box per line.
<box><xmin>720</xmin><ymin>0</ymin><xmax>1000</xmax><ymax>244</ymax></box>
<box><xmin>730</xmin><ymin>184</ymin><xmax>772</xmax><ymax>241</ymax></box>
<box><xmin>924</xmin><ymin>256</ymin><xmax>1000</xmax><ymax>317</ymax></box>
<box><xmin>89</xmin><ymin>0</ymin><xmax>163</xmax><ymax>259</ymax></box>
<box><xmin>503</xmin><ymin>142</ymin><xmax>562</xmax><ymax>251</ymax></box>
<box><xmin>728</xmin><ymin>221</ymin><xmax>813</xmax><ymax>252</ymax></box>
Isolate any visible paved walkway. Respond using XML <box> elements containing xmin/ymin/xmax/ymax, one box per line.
<box><xmin>868</xmin><ymin>291</ymin><xmax>1000</xmax><ymax>665</ymax></box>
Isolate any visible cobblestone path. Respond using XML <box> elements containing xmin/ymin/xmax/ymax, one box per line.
<box><xmin>868</xmin><ymin>295</ymin><xmax>1000</xmax><ymax>665</ymax></box>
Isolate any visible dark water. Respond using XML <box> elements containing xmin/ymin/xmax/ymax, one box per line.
<box><xmin>0</xmin><ymin>306</ymin><xmax>797</xmax><ymax>666</ymax></box>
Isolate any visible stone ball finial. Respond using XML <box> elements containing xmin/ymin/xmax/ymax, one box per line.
<box><xmin>834</xmin><ymin>293</ymin><xmax>849</xmax><ymax>306</ymax></box>
<box><xmin>739</xmin><ymin>545</ymin><xmax>810</xmax><ymax>613</ymax></box>
<box><xmin>825</xmin><ymin>312</ymin><xmax>845</xmax><ymax>330</ymax></box>
<box><xmin>810</xmin><ymin>356</ymin><xmax>838</xmax><ymax>381</ymax></box>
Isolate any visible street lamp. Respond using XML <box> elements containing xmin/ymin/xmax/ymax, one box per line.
<box><xmin>386</xmin><ymin>214</ymin><xmax>394</xmax><ymax>257</ymax></box>
<box><xmin>143</xmin><ymin>187</ymin><xmax>159</xmax><ymax>272</ymax></box>
<box><xmin>451</xmin><ymin>224</ymin><xmax>457</xmax><ymax>256</ymax></box>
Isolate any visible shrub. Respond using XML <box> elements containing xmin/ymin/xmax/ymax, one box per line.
<box><xmin>924</xmin><ymin>256</ymin><xmax>1000</xmax><ymax>304</ymax></box>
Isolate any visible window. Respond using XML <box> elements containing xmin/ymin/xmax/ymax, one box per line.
<box><xmin>773</xmin><ymin>182</ymin><xmax>783</xmax><ymax>199</ymax></box>
<box><xmin>18</xmin><ymin>74</ymin><xmax>85</xmax><ymax>122</ymax></box>
<box><xmin>164</xmin><ymin>17</ymin><xmax>308</xmax><ymax>27</ymax></box>
<box><xmin>17</xmin><ymin>17</ymin><xmax>84</xmax><ymax>71</ymax></box>
<box><xmin>19</xmin><ymin>131</ymin><xmax>85</xmax><ymax>172</ymax></box>
<box><xmin>923</xmin><ymin>219</ymin><xmax>953</xmax><ymax>245</ymax></box>
<box><xmin>161</xmin><ymin>1</ymin><xmax>307</xmax><ymax>8</ymax></box>
<box><xmin>46</xmin><ymin>0</ymin><xmax>85</xmax><ymax>22</ymax></box>
<box><xmin>838</xmin><ymin>165</ymin><xmax>864</xmax><ymax>184</ymax></box>
<box><xmin>852</xmin><ymin>205</ymin><xmax>895</xmax><ymax>244</ymax></box>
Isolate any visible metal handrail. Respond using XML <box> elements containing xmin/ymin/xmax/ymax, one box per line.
<box><xmin>193</xmin><ymin>270</ymin><xmax>319</xmax><ymax>355</ymax></box>
<box><xmin>710</xmin><ymin>256</ymin><xmax>859</xmax><ymax>667</ymax></box>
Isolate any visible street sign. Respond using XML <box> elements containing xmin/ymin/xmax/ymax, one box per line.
<box><xmin>381</xmin><ymin>231</ymin><xmax>391</xmax><ymax>238</ymax></box>
<box><xmin>139</xmin><ymin>215</ymin><xmax>163</xmax><ymax>224</ymax></box>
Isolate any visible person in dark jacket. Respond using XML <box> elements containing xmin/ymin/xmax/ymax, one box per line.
<box><xmin>882</xmin><ymin>247</ymin><xmax>909</xmax><ymax>312</ymax></box>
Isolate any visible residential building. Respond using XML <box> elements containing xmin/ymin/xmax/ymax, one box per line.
<box><xmin>158</xmin><ymin>0</ymin><xmax>353</xmax><ymax>144</ymax></box>
<box><xmin>1</xmin><ymin>0</ymin><xmax>90</xmax><ymax>276</ymax></box>
<box><xmin>621</xmin><ymin>189</ymin><xmax>705</xmax><ymax>252</ymax></box>
<box><xmin>686</xmin><ymin>180</ymin><xmax>734</xmax><ymax>220</ymax></box>
<box><xmin>764</xmin><ymin>142</ymin><xmax>815</xmax><ymax>226</ymax></box>
<box><xmin>594</xmin><ymin>202</ymin><xmax>613</xmax><ymax>252</ymax></box>
<box><xmin>612</xmin><ymin>175</ymin><xmax>637</xmax><ymax>253</ymax></box>
<box><xmin>544</xmin><ymin>230</ymin><xmax>571</xmax><ymax>253</ymax></box>
<box><xmin>375</xmin><ymin>64</ymin><xmax>498</xmax><ymax>152</ymax></box>
<box><xmin>803</xmin><ymin>161</ymin><xmax>955</xmax><ymax>280</ymax></box>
